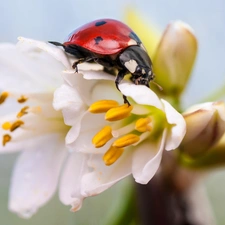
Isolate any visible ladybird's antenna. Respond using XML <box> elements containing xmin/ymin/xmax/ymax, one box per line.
<box><xmin>151</xmin><ymin>80</ymin><xmax>163</xmax><ymax>91</ymax></box>
<box><xmin>48</xmin><ymin>41</ymin><xmax>65</xmax><ymax>49</ymax></box>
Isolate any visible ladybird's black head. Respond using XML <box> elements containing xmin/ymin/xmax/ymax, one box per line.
<box><xmin>130</xmin><ymin>68</ymin><xmax>155</xmax><ymax>87</ymax></box>
<box><xmin>119</xmin><ymin>45</ymin><xmax>154</xmax><ymax>87</ymax></box>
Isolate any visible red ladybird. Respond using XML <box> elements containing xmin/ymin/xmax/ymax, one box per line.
<box><xmin>49</xmin><ymin>19</ymin><xmax>154</xmax><ymax>104</ymax></box>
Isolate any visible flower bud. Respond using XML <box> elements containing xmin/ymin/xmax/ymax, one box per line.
<box><xmin>180</xmin><ymin>101</ymin><xmax>225</xmax><ymax>157</ymax></box>
<box><xmin>153</xmin><ymin>21</ymin><xmax>197</xmax><ymax>97</ymax></box>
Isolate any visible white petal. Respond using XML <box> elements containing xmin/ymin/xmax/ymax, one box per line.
<box><xmin>119</xmin><ymin>83</ymin><xmax>163</xmax><ymax>109</ymax></box>
<box><xmin>65</xmin><ymin>113</ymin><xmax>84</xmax><ymax>145</ymax></box>
<box><xmin>82</xmin><ymin>70</ymin><xmax>115</xmax><ymax>81</ymax></box>
<box><xmin>59</xmin><ymin>152</ymin><xmax>88</xmax><ymax>212</ymax></box>
<box><xmin>18</xmin><ymin>37</ymin><xmax>71</xmax><ymax>69</ymax></box>
<box><xmin>9</xmin><ymin>134</ymin><xmax>66</xmax><ymax>218</ymax></box>
<box><xmin>67</xmin><ymin>113</ymin><xmax>108</xmax><ymax>153</ymax></box>
<box><xmin>184</xmin><ymin>101</ymin><xmax>225</xmax><ymax>121</ymax></box>
<box><xmin>90</xmin><ymin>81</ymin><xmax>122</xmax><ymax>103</ymax></box>
<box><xmin>61</xmin><ymin>72</ymin><xmax>102</xmax><ymax>106</ymax></box>
<box><xmin>53</xmin><ymin>84</ymin><xmax>86</xmax><ymax>125</ymax></box>
<box><xmin>132</xmin><ymin>131</ymin><xmax>166</xmax><ymax>184</ymax></box>
<box><xmin>0</xmin><ymin>42</ymin><xmax>63</xmax><ymax>92</ymax></box>
<box><xmin>161</xmin><ymin>99</ymin><xmax>186</xmax><ymax>150</ymax></box>
<box><xmin>184</xmin><ymin>102</ymin><xmax>215</xmax><ymax>114</ymax></box>
<box><xmin>81</xmin><ymin>151</ymin><xmax>132</xmax><ymax>196</ymax></box>
<box><xmin>78</xmin><ymin>62</ymin><xmax>103</xmax><ymax>71</ymax></box>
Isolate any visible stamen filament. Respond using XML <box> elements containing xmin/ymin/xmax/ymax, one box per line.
<box><xmin>105</xmin><ymin>104</ymin><xmax>133</xmax><ymax>121</ymax></box>
<box><xmin>135</xmin><ymin>117</ymin><xmax>152</xmax><ymax>132</ymax></box>
<box><xmin>89</xmin><ymin>100</ymin><xmax>119</xmax><ymax>113</ymax></box>
<box><xmin>112</xmin><ymin>122</ymin><xmax>136</xmax><ymax>138</ymax></box>
<box><xmin>92</xmin><ymin>126</ymin><xmax>113</xmax><ymax>148</ymax></box>
<box><xmin>113</xmin><ymin>133</ymin><xmax>140</xmax><ymax>148</ymax></box>
<box><xmin>103</xmin><ymin>145</ymin><xmax>124</xmax><ymax>166</ymax></box>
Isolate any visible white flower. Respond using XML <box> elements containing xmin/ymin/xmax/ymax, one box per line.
<box><xmin>1</xmin><ymin>37</ymin><xmax>186</xmax><ymax>218</ymax></box>
<box><xmin>53</xmin><ymin>67</ymin><xmax>186</xmax><ymax>197</ymax></box>
<box><xmin>0</xmin><ymin>38</ymin><xmax>88</xmax><ymax>217</ymax></box>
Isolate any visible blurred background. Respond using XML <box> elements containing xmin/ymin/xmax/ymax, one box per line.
<box><xmin>1</xmin><ymin>0</ymin><xmax>225</xmax><ymax>224</ymax></box>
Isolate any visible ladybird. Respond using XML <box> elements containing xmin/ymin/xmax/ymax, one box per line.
<box><xmin>49</xmin><ymin>19</ymin><xmax>154</xmax><ymax>105</ymax></box>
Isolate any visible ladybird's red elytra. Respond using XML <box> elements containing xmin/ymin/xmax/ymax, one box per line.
<box><xmin>49</xmin><ymin>18</ymin><xmax>155</xmax><ymax>105</ymax></box>
<box><xmin>64</xmin><ymin>19</ymin><xmax>138</xmax><ymax>55</ymax></box>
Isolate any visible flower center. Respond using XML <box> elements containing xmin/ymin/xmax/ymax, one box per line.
<box><xmin>0</xmin><ymin>91</ymin><xmax>67</xmax><ymax>147</ymax></box>
<box><xmin>89</xmin><ymin>99</ymin><xmax>163</xmax><ymax>166</ymax></box>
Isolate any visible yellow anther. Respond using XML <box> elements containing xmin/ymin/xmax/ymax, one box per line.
<box><xmin>135</xmin><ymin>117</ymin><xmax>152</xmax><ymax>132</ymax></box>
<box><xmin>113</xmin><ymin>134</ymin><xmax>140</xmax><ymax>148</ymax></box>
<box><xmin>105</xmin><ymin>104</ymin><xmax>133</xmax><ymax>121</ymax></box>
<box><xmin>17</xmin><ymin>95</ymin><xmax>28</xmax><ymax>103</ymax></box>
<box><xmin>92</xmin><ymin>126</ymin><xmax>113</xmax><ymax>148</ymax></box>
<box><xmin>2</xmin><ymin>134</ymin><xmax>11</xmax><ymax>146</ymax></box>
<box><xmin>0</xmin><ymin>92</ymin><xmax>9</xmax><ymax>104</ymax></box>
<box><xmin>103</xmin><ymin>145</ymin><xmax>124</xmax><ymax>166</ymax></box>
<box><xmin>89</xmin><ymin>100</ymin><xmax>119</xmax><ymax>113</ymax></box>
<box><xmin>2</xmin><ymin>122</ymin><xmax>11</xmax><ymax>130</ymax></box>
<box><xmin>17</xmin><ymin>106</ymin><xmax>29</xmax><ymax>118</ymax></box>
<box><xmin>10</xmin><ymin>120</ymin><xmax>24</xmax><ymax>132</ymax></box>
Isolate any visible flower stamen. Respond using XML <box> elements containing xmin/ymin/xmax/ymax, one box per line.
<box><xmin>2</xmin><ymin>120</ymin><xmax>24</xmax><ymax>132</ymax></box>
<box><xmin>105</xmin><ymin>104</ymin><xmax>133</xmax><ymax>121</ymax></box>
<box><xmin>17</xmin><ymin>95</ymin><xmax>28</xmax><ymax>103</ymax></box>
<box><xmin>103</xmin><ymin>145</ymin><xmax>124</xmax><ymax>166</ymax></box>
<box><xmin>135</xmin><ymin>117</ymin><xmax>152</xmax><ymax>132</ymax></box>
<box><xmin>10</xmin><ymin>120</ymin><xmax>24</xmax><ymax>132</ymax></box>
<box><xmin>89</xmin><ymin>100</ymin><xmax>119</xmax><ymax>113</ymax></box>
<box><xmin>92</xmin><ymin>126</ymin><xmax>113</xmax><ymax>148</ymax></box>
<box><xmin>2</xmin><ymin>134</ymin><xmax>11</xmax><ymax>146</ymax></box>
<box><xmin>113</xmin><ymin>133</ymin><xmax>140</xmax><ymax>148</ymax></box>
<box><xmin>17</xmin><ymin>106</ymin><xmax>29</xmax><ymax>118</ymax></box>
<box><xmin>2</xmin><ymin>122</ymin><xmax>11</xmax><ymax>130</ymax></box>
<box><xmin>0</xmin><ymin>92</ymin><xmax>9</xmax><ymax>104</ymax></box>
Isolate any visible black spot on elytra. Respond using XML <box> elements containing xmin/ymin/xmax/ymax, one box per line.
<box><xmin>95</xmin><ymin>21</ymin><xmax>107</xmax><ymax>26</ymax></box>
<box><xmin>129</xmin><ymin>31</ymin><xmax>141</xmax><ymax>44</ymax></box>
<box><xmin>94</xmin><ymin>36</ymin><xmax>103</xmax><ymax>45</ymax></box>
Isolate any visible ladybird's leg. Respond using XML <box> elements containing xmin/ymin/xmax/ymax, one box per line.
<box><xmin>115</xmin><ymin>70</ymin><xmax>130</xmax><ymax>105</ymax></box>
<box><xmin>72</xmin><ymin>59</ymin><xmax>86</xmax><ymax>72</ymax></box>
<box><xmin>72</xmin><ymin>57</ymin><xmax>95</xmax><ymax>72</ymax></box>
